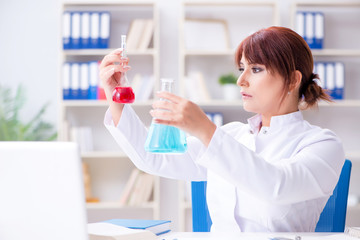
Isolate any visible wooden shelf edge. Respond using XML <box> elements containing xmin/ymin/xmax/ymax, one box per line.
<box><xmin>63</xmin><ymin>48</ymin><xmax>157</xmax><ymax>56</ymax></box>
<box><xmin>86</xmin><ymin>201</ymin><xmax>156</xmax><ymax>209</ymax></box>
<box><xmin>312</xmin><ymin>49</ymin><xmax>360</xmax><ymax>57</ymax></box>
<box><xmin>81</xmin><ymin>151</ymin><xmax>127</xmax><ymax>159</ymax></box>
<box><xmin>62</xmin><ymin>100</ymin><xmax>152</xmax><ymax>107</ymax></box>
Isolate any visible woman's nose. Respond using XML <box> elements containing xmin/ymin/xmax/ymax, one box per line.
<box><xmin>237</xmin><ymin>72</ymin><xmax>248</xmax><ymax>87</ymax></box>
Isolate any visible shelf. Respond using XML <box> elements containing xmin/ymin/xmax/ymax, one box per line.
<box><xmin>184</xmin><ymin>49</ymin><xmax>235</xmax><ymax>56</ymax></box>
<box><xmin>86</xmin><ymin>201</ymin><xmax>156</xmax><ymax>209</ymax></box>
<box><xmin>293</xmin><ymin>1</ymin><xmax>360</xmax><ymax>7</ymax></box>
<box><xmin>183</xmin><ymin>49</ymin><xmax>360</xmax><ymax>57</ymax></box>
<box><xmin>348</xmin><ymin>204</ymin><xmax>360</xmax><ymax>211</ymax></box>
<box><xmin>194</xmin><ymin>99</ymin><xmax>360</xmax><ymax>108</ymax></box>
<box><xmin>184</xmin><ymin>1</ymin><xmax>278</xmax><ymax>7</ymax></box>
<box><xmin>312</xmin><ymin>49</ymin><xmax>360</xmax><ymax>57</ymax></box>
<box><xmin>318</xmin><ymin>100</ymin><xmax>360</xmax><ymax>107</ymax></box>
<box><xmin>60</xmin><ymin>1</ymin><xmax>161</xmax><ymax>222</ymax></box>
<box><xmin>81</xmin><ymin>151</ymin><xmax>127</xmax><ymax>159</ymax></box>
<box><xmin>180</xmin><ymin>201</ymin><xmax>192</xmax><ymax>210</ymax></box>
<box><xmin>63</xmin><ymin>48</ymin><xmax>157</xmax><ymax>56</ymax></box>
<box><xmin>346</xmin><ymin>152</ymin><xmax>360</xmax><ymax>161</ymax></box>
<box><xmin>63</xmin><ymin>1</ymin><xmax>155</xmax><ymax>7</ymax></box>
<box><xmin>62</xmin><ymin>100</ymin><xmax>152</xmax><ymax>107</ymax></box>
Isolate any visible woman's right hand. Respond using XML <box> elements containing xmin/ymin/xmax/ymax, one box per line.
<box><xmin>99</xmin><ymin>48</ymin><xmax>131</xmax><ymax>125</ymax></box>
<box><xmin>99</xmin><ymin>48</ymin><xmax>131</xmax><ymax>102</ymax></box>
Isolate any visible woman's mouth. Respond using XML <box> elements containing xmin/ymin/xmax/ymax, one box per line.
<box><xmin>241</xmin><ymin>92</ymin><xmax>252</xmax><ymax>99</ymax></box>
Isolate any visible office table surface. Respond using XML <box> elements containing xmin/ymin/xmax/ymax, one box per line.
<box><xmin>159</xmin><ymin>232</ymin><xmax>357</xmax><ymax>240</ymax></box>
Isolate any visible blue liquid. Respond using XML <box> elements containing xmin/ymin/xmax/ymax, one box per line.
<box><xmin>144</xmin><ymin>123</ymin><xmax>187</xmax><ymax>153</ymax></box>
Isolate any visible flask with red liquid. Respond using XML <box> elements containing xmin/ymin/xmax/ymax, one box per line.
<box><xmin>112</xmin><ymin>35</ymin><xmax>135</xmax><ymax>103</ymax></box>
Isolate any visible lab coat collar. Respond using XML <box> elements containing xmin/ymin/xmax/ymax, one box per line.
<box><xmin>247</xmin><ymin>111</ymin><xmax>303</xmax><ymax>133</ymax></box>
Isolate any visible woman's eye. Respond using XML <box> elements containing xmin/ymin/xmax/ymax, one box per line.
<box><xmin>252</xmin><ymin>67</ymin><xmax>263</xmax><ymax>73</ymax></box>
<box><xmin>239</xmin><ymin>68</ymin><xmax>244</xmax><ymax>74</ymax></box>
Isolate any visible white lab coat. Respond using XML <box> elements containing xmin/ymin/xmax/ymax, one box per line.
<box><xmin>104</xmin><ymin>105</ymin><xmax>345</xmax><ymax>232</ymax></box>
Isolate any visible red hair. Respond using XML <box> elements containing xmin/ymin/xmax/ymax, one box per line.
<box><xmin>235</xmin><ymin>26</ymin><xmax>331</xmax><ymax>108</ymax></box>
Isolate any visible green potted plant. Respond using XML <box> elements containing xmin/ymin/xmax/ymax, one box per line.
<box><xmin>0</xmin><ymin>84</ymin><xmax>57</xmax><ymax>141</ymax></box>
<box><xmin>218</xmin><ymin>73</ymin><xmax>239</xmax><ymax>100</ymax></box>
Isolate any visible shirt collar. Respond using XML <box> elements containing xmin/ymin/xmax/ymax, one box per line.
<box><xmin>247</xmin><ymin>111</ymin><xmax>303</xmax><ymax>133</ymax></box>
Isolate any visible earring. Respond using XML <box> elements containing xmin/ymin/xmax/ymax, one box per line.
<box><xmin>288</xmin><ymin>91</ymin><xmax>291</xmax><ymax>95</ymax></box>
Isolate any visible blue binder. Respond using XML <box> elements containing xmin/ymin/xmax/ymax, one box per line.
<box><xmin>99</xmin><ymin>11</ymin><xmax>110</xmax><ymax>48</ymax></box>
<box><xmin>313</xmin><ymin>12</ymin><xmax>324</xmax><ymax>49</ymax></box>
<box><xmin>88</xmin><ymin>61</ymin><xmax>99</xmax><ymax>99</ymax></box>
<box><xmin>70</xmin><ymin>62</ymin><xmax>81</xmax><ymax>99</ymax></box>
<box><xmin>62</xmin><ymin>62</ymin><xmax>71</xmax><ymax>100</ymax></box>
<box><xmin>62</xmin><ymin>11</ymin><xmax>71</xmax><ymax>49</ymax></box>
<box><xmin>80</xmin><ymin>12</ymin><xmax>91</xmax><ymax>49</ymax></box>
<box><xmin>71</xmin><ymin>12</ymin><xmax>81</xmax><ymax>49</ymax></box>
<box><xmin>90</xmin><ymin>12</ymin><xmax>100</xmax><ymax>48</ymax></box>
<box><xmin>315</xmin><ymin>61</ymin><xmax>345</xmax><ymax>100</ymax></box>
<box><xmin>334</xmin><ymin>62</ymin><xmax>345</xmax><ymax>100</ymax></box>
<box><xmin>296</xmin><ymin>11</ymin><xmax>324</xmax><ymax>49</ymax></box>
<box><xmin>80</xmin><ymin>62</ymin><xmax>89</xmax><ymax>99</ymax></box>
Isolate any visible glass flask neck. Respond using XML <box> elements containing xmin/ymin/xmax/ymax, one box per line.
<box><xmin>160</xmin><ymin>79</ymin><xmax>174</xmax><ymax>93</ymax></box>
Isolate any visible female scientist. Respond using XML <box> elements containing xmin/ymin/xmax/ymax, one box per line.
<box><xmin>100</xmin><ymin>26</ymin><xmax>345</xmax><ymax>232</ymax></box>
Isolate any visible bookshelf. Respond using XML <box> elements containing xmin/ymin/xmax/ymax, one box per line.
<box><xmin>178</xmin><ymin>1</ymin><xmax>280</xmax><ymax>231</ymax></box>
<box><xmin>57</xmin><ymin>0</ymin><xmax>360</xmax><ymax>230</ymax></box>
<box><xmin>59</xmin><ymin>1</ymin><xmax>160</xmax><ymax>222</ymax></box>
<box><xmin>291</xmin><ymin>1</ymin><xmax>360</xmax><ymax>227</ymax></box>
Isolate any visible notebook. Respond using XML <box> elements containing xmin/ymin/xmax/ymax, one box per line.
<box><xmin>0</xmin><ymin>141</ymin><xmax>89</xmax><ymax>240</ymax></box>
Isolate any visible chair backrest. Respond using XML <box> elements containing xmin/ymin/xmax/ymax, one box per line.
<box><xmin>191</xmin><ymin>181</ymin><xmax>212</xmax><ymax>232</ymax></box>
<box><xmin>191</xmin><ymin>159</ymin><xmax>351</xmax><ymax>232</ymax></box>
<box><xmin>315</xmin><ymin>159</ymin><xmax>352</xmax><ymax>232</ymax></box>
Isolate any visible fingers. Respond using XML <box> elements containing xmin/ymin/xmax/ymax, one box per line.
<box><xmin>150</xmin><ymin>109</ymin><xmax>176</xmax><ymax>125</ymax></box>
<box><xmin>99</xmin><ymin>65</ymin><xmax>115</xmax><ymax>82</ymax></box>
<box><xmin>152</xmin><ymin>98</ymin><xmax>174</xmax><ymax>111</ymax></box>
<box><xmin>99</xmin><ymin>48</ymin><xmax>130</xmax><ymax>68</ymax></box>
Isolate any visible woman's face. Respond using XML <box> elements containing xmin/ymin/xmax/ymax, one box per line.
<box><xmin>237</xmin><ymin>55</ymin><xmax>285</xmax><ymax>116</ymax></box>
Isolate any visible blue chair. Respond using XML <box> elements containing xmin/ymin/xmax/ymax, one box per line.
<box><xmin>315</xmin><ymin>159</ymin><xmax>352</xmax><ymax>232</ymax></box>
<box><xmin>191</xmin><ymin>159</ymin><xmax>352</xmax><ymax>232</ymax></box>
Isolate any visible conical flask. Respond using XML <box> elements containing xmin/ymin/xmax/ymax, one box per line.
<box><xmin>112</xmin><ymin>35</ymin><xmax>135</xmax><ymax>104</ymax></box>
<box><xmin>144</xmin><ymin>78</ymin><xmax>187</xmax><ymax>153</ymax></box>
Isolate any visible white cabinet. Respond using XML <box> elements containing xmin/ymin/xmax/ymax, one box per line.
<box><xmin>59</xmin><ymin>1</ymin><xmax>160</xmax><ymax>222</ymax></box>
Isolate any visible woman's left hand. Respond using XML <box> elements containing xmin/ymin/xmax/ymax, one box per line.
<box><xmin>150</xmin><ymin>91</ymin><xmax>217</xmax><ymax>146</ymax></box>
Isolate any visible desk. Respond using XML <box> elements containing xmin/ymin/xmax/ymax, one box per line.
<box><xmin>159</xmin><ymin>232</ymin><xmax>357</xmax><ymax>240</ymax></box>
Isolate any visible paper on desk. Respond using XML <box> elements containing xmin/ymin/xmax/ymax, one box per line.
<box><xmin>87</xmin><ymin>222</ymin><xmax>156</xmax><ymax>240</ymax></box>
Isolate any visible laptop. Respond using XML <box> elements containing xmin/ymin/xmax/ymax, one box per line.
<box><xmin>0</xmin><ymin>141</ymin><xmax>89</xmax><ymax>240</ymax></box>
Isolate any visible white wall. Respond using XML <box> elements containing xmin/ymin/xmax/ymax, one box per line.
<box><xmin>0</xmin><ymin>0</ymin><xmax>61</xmax><ymax>124</ymax></box>
<box><xmin>1</xmin><ymin>0</ymin><xmax>352</xmax><ymax>126</ymax></box>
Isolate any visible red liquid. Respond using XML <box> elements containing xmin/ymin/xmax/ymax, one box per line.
<box><xmin>112</xmin><ymin>87</ymin><xmax>135</xmax><ymax>103</ymax></box>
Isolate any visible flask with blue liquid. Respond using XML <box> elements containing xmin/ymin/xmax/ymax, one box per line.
<box><xmin>144</xmin><ymin>78</ymin><xmax>187</xmax><ymax>153</ymax></box>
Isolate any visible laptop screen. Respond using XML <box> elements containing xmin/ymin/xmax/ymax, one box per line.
<box><xmin>0</xmin><ymin>141</ymin><xmax>88</xmax><ymax>240</ymax></box>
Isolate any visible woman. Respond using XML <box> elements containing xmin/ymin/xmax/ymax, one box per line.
<box><xmin>100</xmin><ymin>26</ymin><xmax>345</xmax><ymax>232</ymax></box>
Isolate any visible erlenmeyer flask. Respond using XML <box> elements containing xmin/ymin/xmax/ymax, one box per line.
<box><xmin>144</xmin><ymin>78</ymin><xmax>187</xmax><ymax>154</ymax></box>
<box><xmin>112</xmin><ymin>35</ymin><xmax>135</xmax><ymax>104</ymax></box>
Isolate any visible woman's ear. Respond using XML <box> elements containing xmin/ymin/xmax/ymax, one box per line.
<box><xmin>290</xmin><ymin>70</ymin><xmax>302</xmax><ymax>92</ymax></box>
